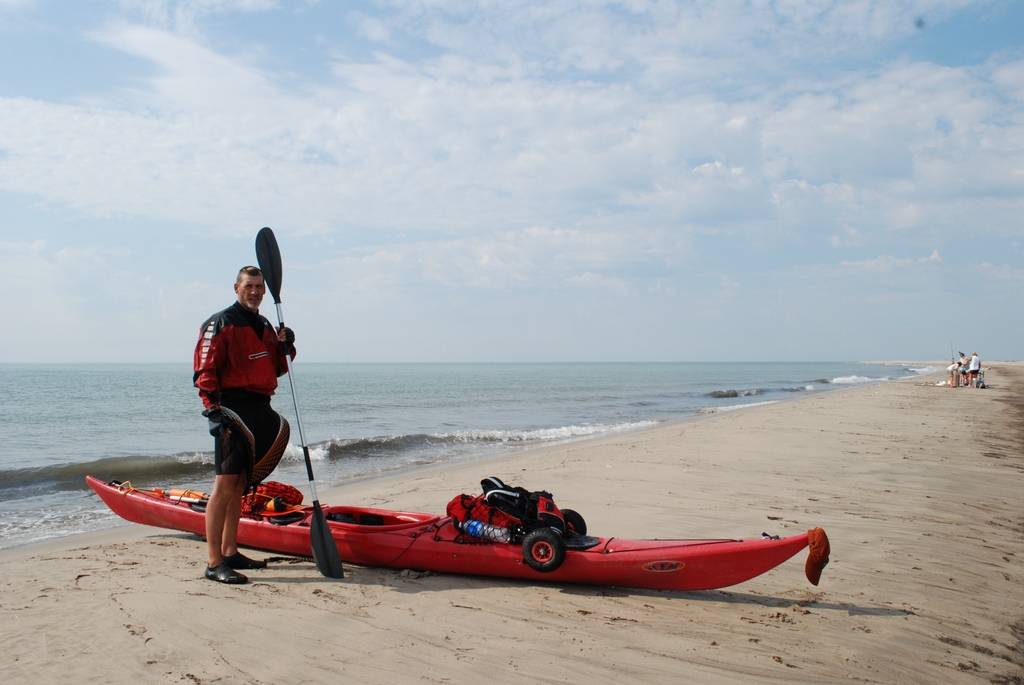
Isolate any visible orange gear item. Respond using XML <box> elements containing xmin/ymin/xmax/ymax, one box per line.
<box><xmin>804</xmin><ymin>527</ymin><xmax>831</xmax><ymax>586</ymax></box>
<box><xmin>241</xmin><ymin>481</ymin><xmax>304</xmax><ymax>515</ymax></box>
<box><xmin>148</xmin><ymin>487</ymin><xmax>209</xmax><ymax>504</ymax></box>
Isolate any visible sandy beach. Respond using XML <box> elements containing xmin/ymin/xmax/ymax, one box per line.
<box><xmin>3</xmin><ymin>364</ymin><xmax>1022</xmax><ymax>684</ymax></box>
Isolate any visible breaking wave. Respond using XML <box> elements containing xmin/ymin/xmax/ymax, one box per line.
<box><xmin>706</xmin><ymin>389</ymin><xmax>764</xmax><ymax>398</ymax></box>
<box><xmin>830</xmin><ymin>375</ymin><xmax>885</xmax><ymax>385</ymax></box>
<box><xmin>0</xmin><ymin>453</ymin><xmax>213</xmax><ymax>493</ymax></box>
<box><xmin>4</xmin><ymin>421</ymin><xmax>660</xmax><ymax>495</ymax></box>
<box><xmin>318</xmin><ymin>421</ymin><xmax>659</xmax><ymax>460</ymax></box>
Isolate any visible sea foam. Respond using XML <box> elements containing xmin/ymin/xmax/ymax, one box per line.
<box><xmin>831</xmin><ymin>375</ymin><xmax>883</xmax><ymax>384</ymax></box>
<box><xmin>908</xmin><ymin>366</ymin><xmax>940</xmax><ymax>375</ymax></box>
<box><xmin>446</xmin><ymin>421</ymin><xmax>659</xmax><ymax>443</ymax></box>
<box><xmin>699</xmin><ymin>400</ymin><xmax>779</xmax><ymax>414</ymax></box>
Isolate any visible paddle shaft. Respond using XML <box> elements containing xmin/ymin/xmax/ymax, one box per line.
<box><xmin>255</xmin><ymin>226</ymin><xmax>343</xmax><ymax>578</ymax></box>
<box><xmin>273</xmin><ymin>304</ymin><xmax>320</xmax><ymax>502</ymax></box>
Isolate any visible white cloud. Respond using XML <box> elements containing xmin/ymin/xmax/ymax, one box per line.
<box><xmin>93</xmin><ymin>22</ymin><xmax>281</xmax><ymax>109</ymax></box>
<box><xmin>385</xmin><ymin>1</ymin><xmax>976</xmax><ymax>84</ymax></box>
<box><xmin>355</xmin><ymin>13</ymin><xmax>391</xmax><ymax>43</ymax></box>
<box><xmin>317</xmin><ymin>225</ymin><xmax>682</xmax><ymax>295</ymax></box>
<box><xmin>991</xmin><ymin>59</ymin><xmax>1024</xmax><ymax>102</ymax></box>
<box><xmin>831</xmin><ymin>225</ymin><xmax>865</xmax><ymax>248</ymax></box>
<box><xmin>718</xmin><ymin>274</ymin><xmax>739</xmax><ymax>298</ymax></box>
<box><xmin>976</xmin><ymin>261</ymin><xmax>1024</xmax><ymax>282</ymax></box>
<box><xmin>839</xmin><ymin>249</ymin><xmax>943</xmax><ymax>272</ymax></box>
<box><xmin>0</xmin><ymin>6</ymin><xmax>1018</xmax><ymax>254</ymax></box>
<box><xmin>0</xmin><ymin>236</ymin><xmax>225</xmax><ymax>362</ymax></box>
<box><xmin>116</xmin><ymin>0</ymin><xmax>279</xmax><ymax>33</ymax></box>
<box><xmin>2</xmin><ymin>240</ymin><xmax>115</xmax><ymax>359</ymax></box>
<box><xmin>566</xmin><ymin>271</ymin><xmax>628</xmax><ymax>292</ymax></box>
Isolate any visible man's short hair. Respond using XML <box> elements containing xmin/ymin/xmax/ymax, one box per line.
<box><xmin>236</xmin><ymin>265</ymin><xmax>263</xmax><ymax>283</ymax></box>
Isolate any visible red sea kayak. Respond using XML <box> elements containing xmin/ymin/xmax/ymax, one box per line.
<box><xmin>86</xmin><ymin>475</ymin><xmax>830</xmax><ymax>591</ymax></box>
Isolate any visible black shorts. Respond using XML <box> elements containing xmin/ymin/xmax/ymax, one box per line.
<box><xmin>214</xmin><ymin>392</ymin><xmax>289</xmax><ymax>484</ymax></box>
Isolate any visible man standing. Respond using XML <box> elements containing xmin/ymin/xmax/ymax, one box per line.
<box><xmin>193</xmin><ymin>265</ymin><xmax>296</xmax><ymax>584</ymax></box>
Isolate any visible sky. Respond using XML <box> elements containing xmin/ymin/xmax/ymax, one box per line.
<box><xmin>1</xmin><ymin>0</ymin><xmax>1021</xmax><ymax>363</ymax></box>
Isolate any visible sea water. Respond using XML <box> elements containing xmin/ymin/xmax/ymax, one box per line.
<box><xmin>0</xmin><ymin>361</ymin><xmax>936</xmax><ymax>548</ymax></box>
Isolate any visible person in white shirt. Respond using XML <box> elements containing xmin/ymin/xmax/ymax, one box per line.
<box><xmin>968</xmin><ymin>352</ymin><xmax>981</xmax><ymax>387</ymax></box>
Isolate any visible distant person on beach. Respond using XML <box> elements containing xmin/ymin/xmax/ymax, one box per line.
<box><xmin>968</xmin><ymin>352</ymin><xmax>981</xmax><ymax>387</ymax></box>
<box><xmin>193</xmin><ymin>265</ymin><xmax>296</xmax><ymax>584</ymax></box>
<box><xmin>947</xmin><ymin>360</ymin><xmax>959</xmax><ymax>388</ymax></box>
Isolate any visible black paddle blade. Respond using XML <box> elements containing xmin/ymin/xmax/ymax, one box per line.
<box><xmin>310</xmin><ymin>500</ymin><xmax>344</xmax><ymax>579</ymax></box>
<box><xmin>254</xmin><ymin>227</ymin><xmax>284</xmax><ymax>304</ymax></box>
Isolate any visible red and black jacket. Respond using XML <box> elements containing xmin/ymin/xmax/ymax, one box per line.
<box><xmin>193</xmin><ymin>302</ymin><xmax>296</xmax><ymax>409</ymax></box>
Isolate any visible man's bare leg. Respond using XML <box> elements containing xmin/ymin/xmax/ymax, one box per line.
<box><xmin>221</xmin><ymin>477</ymin><xmax>246</xmax><ymax>558</ymax></box>
<box><xmin>207</xmin><ymin>473</ymin><xmax>245</xmax><ymax>567</ymax></box>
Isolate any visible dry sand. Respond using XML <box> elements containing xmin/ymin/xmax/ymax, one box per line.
<box><xmin>2</xmin><ymin>364</ymin><xmax>1022</xmax><ymax>684</ymax></box>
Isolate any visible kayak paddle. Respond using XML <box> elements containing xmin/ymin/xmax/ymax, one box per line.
<box><xmin>255</xmin><ymin>226</ymin><xmax>344</xmax><ymax>579</ymax></box>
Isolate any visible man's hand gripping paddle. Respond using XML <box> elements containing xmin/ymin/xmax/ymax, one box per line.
<box><xmin>255</xmin><ymin>226</ymin><xmax>344</xmax><ymax>579</ymax></box>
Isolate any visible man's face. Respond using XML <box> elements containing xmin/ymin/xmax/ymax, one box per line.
<box><xmin>234</xmin><ymin>273</ymin><xmax>266</xmax><ymax>312</ymax></box>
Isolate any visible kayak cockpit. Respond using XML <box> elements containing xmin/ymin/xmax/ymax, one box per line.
<box><xmin>323</xmin><ymin>505</ymin><xmax>439</xmax><ymax>531</ymax></box>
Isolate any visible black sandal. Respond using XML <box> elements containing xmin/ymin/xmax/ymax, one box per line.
<box><xmin>224</xmin><ymin>552</ymin><xmax>267</xmax><ymax>570</ymax></box>
<box><xmin>205</xmin><ymin>562</ymin><xmax>248</xmax><ymax>584</ymax></box>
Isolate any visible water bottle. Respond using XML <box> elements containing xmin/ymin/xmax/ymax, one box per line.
<box><xmin>463</xmin><ymin>519</ymin><xmax>511</xmax><ymax>543</ymax></box>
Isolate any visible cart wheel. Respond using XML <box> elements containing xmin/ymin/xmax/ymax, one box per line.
<box><xmin>522</xmin><ymin>528</ymin><xmax>566</xmax><ymax>572</ymax></box>
<box><xmin>562</xmin><ymin>508</ymin><xmax>587</xmax><ymax>537</ymax></box>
